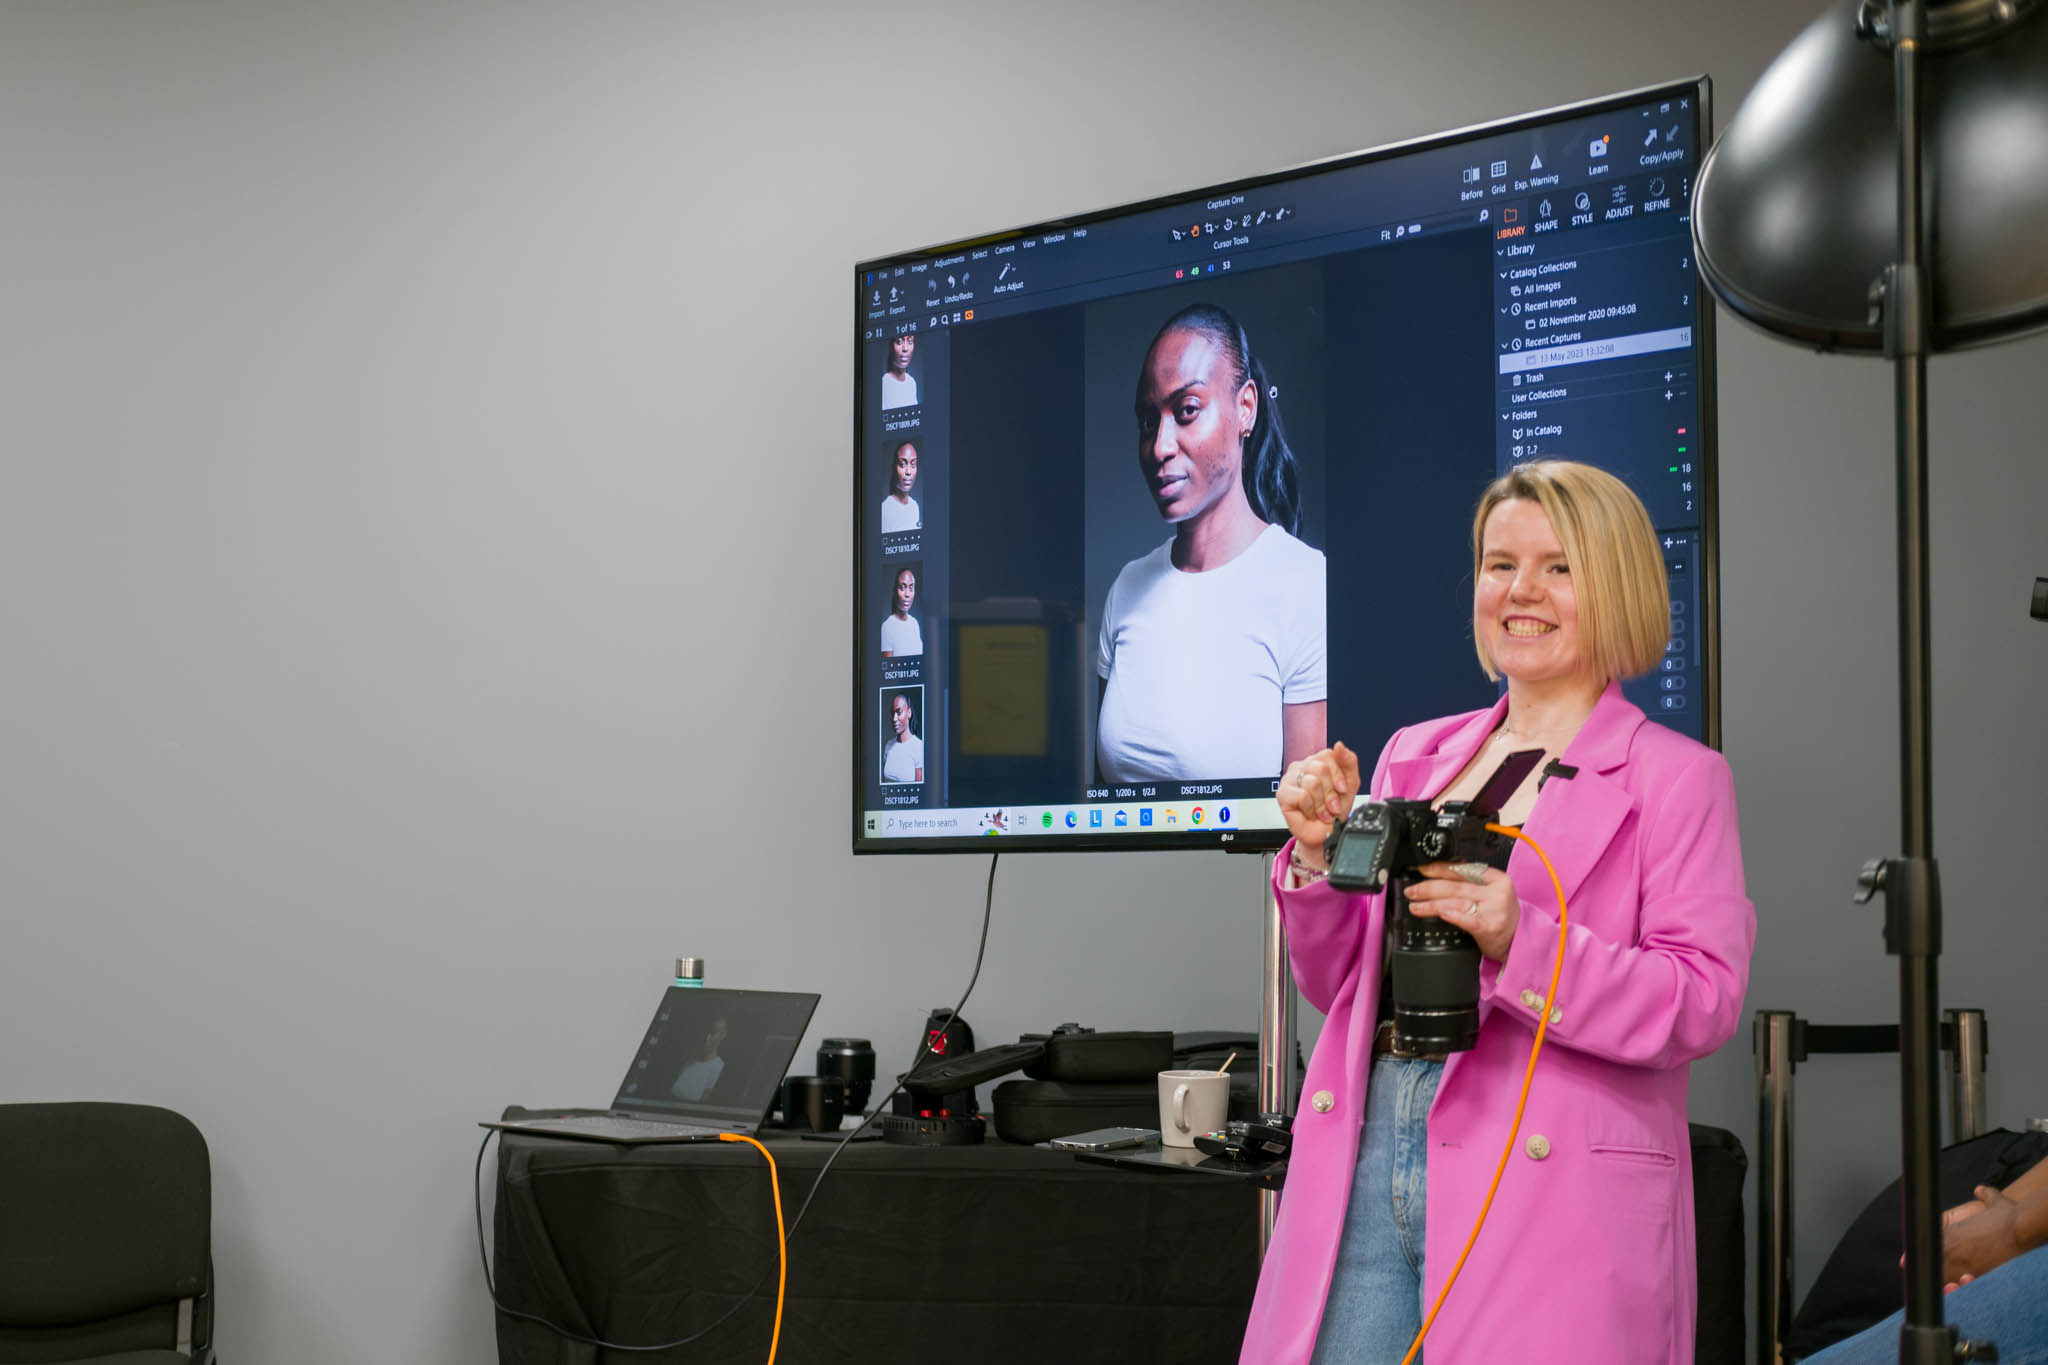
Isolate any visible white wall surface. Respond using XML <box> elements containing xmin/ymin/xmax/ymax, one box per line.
<box><xmin>2</xmin><ymin>2</ymin><xmax>2044</xmax><ymax>1360</ymax></box>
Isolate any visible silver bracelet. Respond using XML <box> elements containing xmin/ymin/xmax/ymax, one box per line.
<box><xmin>1287</xmin><ymin>846</ymin><xmax>1330</xmax><ymax>886</ymax></box>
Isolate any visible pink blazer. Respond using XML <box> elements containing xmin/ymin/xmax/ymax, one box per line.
<box><xmin>1240</xmin><ymin>683</ymin><xmax>1754</xmax><ymax>1365</ymax></box>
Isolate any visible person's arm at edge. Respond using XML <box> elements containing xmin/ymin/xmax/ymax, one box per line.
<box><xmin>1281</xmin><ymin>700</ymin><xmax>1326</xmax><ymax>772</ymax></box>
<box><xmin>1278</xmin><ymin>557</ymin><xmax>1328</xmax><ymax>776</ymax></box>
<box><xmin>1946</xmin><ymin>1152</ymin><xmax>2048</xmax><ymax>1238</ymax></box>
<box><xmin>2000</xmin><ymin>1154</ymin><xmax>2048</xmax><ymax>1205</ymax></box>
<box><xmin>1094</xmin><ymin>571</ymin><xmax>1120</xmax><ymax>788</ymax></box>
<box><xmin>1094</xmin><ymin>676</ymin><xmax>1107</xmax><ymax>786</ymax></box>
<box><xmin>1945</xmin><ymin>1175</ymin><xmax>2048</xmax><ymax>1282</ymax></box>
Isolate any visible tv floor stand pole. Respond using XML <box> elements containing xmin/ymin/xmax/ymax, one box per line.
<box><xmin>1258</xmin><ymin>850</ymin><xmax>1296</xmax><ymax>1256</ymax></box>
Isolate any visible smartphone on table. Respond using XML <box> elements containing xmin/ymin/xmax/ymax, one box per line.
<box><xmin>1047</xmin><ymin>1126</ymin><xmax>1160</xmax><ymax>1152</ymax></box>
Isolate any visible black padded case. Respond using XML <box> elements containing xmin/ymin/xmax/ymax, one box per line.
<box><xmin>1018</xmin><ymin>1030</ymin><xmax>1175</xmax><ymax>1084</ymax></box>
<box><xmin>991</xmin><ymin>1079</ymin><xmax>1159</xmax><ymax>1145</ymax></box>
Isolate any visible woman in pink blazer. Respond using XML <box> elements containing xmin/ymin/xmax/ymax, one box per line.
<box><xmin>1240</xmin><ymin>460</ymin><xmax>1754</xmax><ymax>1365</ymax></box>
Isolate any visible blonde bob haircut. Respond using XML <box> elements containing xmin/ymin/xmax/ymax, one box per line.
<box><xmin>1470</xmin><ymin>460</ymin><xmax>1670</xmax><ymax>684</ymax></box>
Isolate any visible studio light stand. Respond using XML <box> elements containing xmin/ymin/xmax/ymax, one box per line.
<box><xmin>1853</xmin><ymin>11</ymin><xmax>1953</xmax><ymax>1357</ymax></box>
<box><xmin>1695</xmin><ymin>2</ymin><xmax>2048</xmax><ymax>1359</ymax></box>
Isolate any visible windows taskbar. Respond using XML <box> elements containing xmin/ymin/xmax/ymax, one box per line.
<box><xmin>861</xmin><ymin>797</ymin><xmax>1287</xmax><ymax>842</ymax></box>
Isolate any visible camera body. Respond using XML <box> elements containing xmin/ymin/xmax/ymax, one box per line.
<box><xmin>1322</xmin><ymin>748</ymin><xmax>1544</xmax><ymax>1054</ymax></box>
<box><xmin>1324</xmin><ymin>798</ymin><xmax>1505</xmax><ymax>895</ymax></box>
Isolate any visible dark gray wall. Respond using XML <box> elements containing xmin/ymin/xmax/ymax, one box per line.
<box><xmin>1</xmin><ymin>2</ymin><xmax>2042</xmax><ymax>1361</ymax></box>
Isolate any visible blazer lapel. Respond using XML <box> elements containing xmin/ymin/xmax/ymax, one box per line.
<box><xmin>1510</xmin><ymin>682</ymin><xmax>1645</xmax><ymax>912</ymax></box>
<box><xmin>1513</xmin><ymin>767</ymin><xmax>1635</xmax><ymax>912</ymax></box>
<box><xmin>1381</xmin><ymin>697</ymin><xmax>1510</xmax><ymax>800</ymax></box>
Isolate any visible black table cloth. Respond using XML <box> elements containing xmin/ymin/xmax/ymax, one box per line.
<box><xmin>490</xmin><ymin>1116</ymin><xmax>1261</xmax><ymax>1365</ymax></box>
<box><xmin>488</xmin><ymin>1112</ymin><xmax>1742</xmax><ymax>1365</ymax></box>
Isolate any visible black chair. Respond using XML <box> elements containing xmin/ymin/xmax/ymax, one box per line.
<box><xmin>1691</xmin><ymin>1123</ymin><xmax>1748</xmax><ymax>1365</ymax></box>
<box><xmin>0</xmin><ymin>1102</ymin><xmax>215</xmax><ymax>1364</ymax></box>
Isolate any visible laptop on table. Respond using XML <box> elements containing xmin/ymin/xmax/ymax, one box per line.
<box><xmin>484</xmin><ymin>986</ymin><xmax>821</xmax><ymax>1144</ymax></box>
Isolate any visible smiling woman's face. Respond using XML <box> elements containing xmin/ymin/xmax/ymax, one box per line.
<box><xmin>1134</xmin><ymin>328</ymin><xmax>1254</xmax><ymax>525</ymax></box>
<box><xmin>1474</xmin><ymin>497</ymin><xmax>1588</xmax><ymax>686</ymax></box>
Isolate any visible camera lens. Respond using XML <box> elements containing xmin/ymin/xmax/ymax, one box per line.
<box><xmin>782</xmin><ymin>1075</ymin><xmax>846</xmax><ymax>1132</ymax></box>
<box><xmin>817</xmin><ymin>1037</ymin><xmax>876</xmax><ymax>1114</ymax></box>
<box><xmin>1391</xmin><ymin>917</ymin><xmax>1482</xmax><ymax>1052</ymax></box>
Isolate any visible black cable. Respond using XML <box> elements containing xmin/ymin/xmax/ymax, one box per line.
<box><xmin>785</xmin><ymin>850</ymin><xmax>998</xmax><ymax>1236</ymax></box>
<box><xmin>474</xmin><ymin>850</ymin><xmax>1001</xmax><ymax>1353</ymax></box>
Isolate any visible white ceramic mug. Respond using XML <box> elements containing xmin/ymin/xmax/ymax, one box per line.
<box><xmin>1158</xmin><ymin>1069</ymin><xmax>1230</xmax><ymax>1148</ymax></box>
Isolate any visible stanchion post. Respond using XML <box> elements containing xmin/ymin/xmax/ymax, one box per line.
<box><xmin>1755</xmin><ymin>1010</ymin><xmax>1798</xmax><ymax>1365</ymax></box>
<box><xmin>1946</xmin><ymin>1007</ymin><xmax>1988</xmax><ymax>1143</ymax></box>
<box><xmin>1259</xmin><ymin>851</ymin><xmax>1295</xmax><ymax>1257</ymax></box>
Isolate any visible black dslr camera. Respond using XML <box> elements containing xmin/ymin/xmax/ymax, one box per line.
<box><xmin>1323</xmin><ymin>749</ymin><xmax>1545</xmax><ymax>1054</ymax></box>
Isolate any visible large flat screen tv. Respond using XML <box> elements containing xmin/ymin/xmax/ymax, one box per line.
<box><xmin>854</xmin><ymin>78</ymin><xmax>1718</xmax><ymax>854</ymax></box>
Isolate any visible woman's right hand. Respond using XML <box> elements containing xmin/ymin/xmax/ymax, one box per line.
<box><xmin>1277</xmin><ymin>742</ymin><xmax>1362</xmax><ymax>870</ymax></box>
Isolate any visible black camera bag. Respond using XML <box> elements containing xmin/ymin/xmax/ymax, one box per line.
<box><xmin>991</xmin><ymin>1079</ymin><xmax>1159</xmax><ymax>1145</ymax></box>
<box><xmin>899</xmin><ymin>1026</ymin><xmax>1297</xmax><ymax>1143</ymax></box>
<box><xmin>1018</xmin><ymin>1027</ymin><xmax>1175</xmax><ymax>1083</ymax></box>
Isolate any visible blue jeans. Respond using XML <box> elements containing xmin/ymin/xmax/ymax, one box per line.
<box><xmin>1312</xmin><ymin>1054</ymin><xmax>1444</xmax><ymax>1364</ymax></box>
<box><xmin>1800</xmin><ymin>1243</ymin><xmax>2048</xmax><ymax>1365</ymax></box>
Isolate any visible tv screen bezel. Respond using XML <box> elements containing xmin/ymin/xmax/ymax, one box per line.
<box><xmin>852</xmin><ymin>75</ymin><xmax>1720</xmax><ymax>855</ymax></box>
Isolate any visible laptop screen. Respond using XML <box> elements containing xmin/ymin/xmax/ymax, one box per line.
<box><xmin>612</xmin><ymin>987</ymin><xmax>820</xmax><ymax>1126</ymax></box>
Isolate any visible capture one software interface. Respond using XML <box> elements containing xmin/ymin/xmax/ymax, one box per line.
<box><xmin>859</xmin><ymin>88</ymin><xmax>1710</xmax><ymax>846</ymax></box>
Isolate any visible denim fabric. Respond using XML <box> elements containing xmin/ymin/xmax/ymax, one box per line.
<box><xmin>1800</xmin><ymin>1243</ymin><xmax>2048</xmax><ymax>1365</ymax></box>
<box><xmin>1311</xmin><ymin>1054</ymin><xmax>1444</xmax><ymax>1364</ymax></box>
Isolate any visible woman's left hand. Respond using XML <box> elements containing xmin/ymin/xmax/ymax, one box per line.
<box><xmin>1408</xmin><ymin>863</ymin><xmax>1519</xmax><ymax>963</ymax></box>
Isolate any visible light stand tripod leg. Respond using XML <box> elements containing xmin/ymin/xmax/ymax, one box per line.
<box><xmin>1857</xmin><ymin>858</ymin><xmax>1956</xmax><ymax>1364</ymax></box>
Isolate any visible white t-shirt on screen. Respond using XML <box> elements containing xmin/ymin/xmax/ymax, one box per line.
<box><xmin>882</xmin><ymin>371</ymin><xmax>918</xmax><ymax>409</ymax></box>
<box><xmin>1096</xmin><ymin>524</ymin><xmax>1326</xmax><ymax>783</ymax></box>
<box><xmin>881</xmin><ymin>613</ymin><xmax>924</xmax><ymax>656</ymax></box>
<box><xmin>882</xmin><ymin>732</ymin><xmax>925</xmax><ymax>784</ymax></box>
<box><xmin>882</xmin><ymin>495</ymin><xmax>921</xmax><ymax>533</ymax></box>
